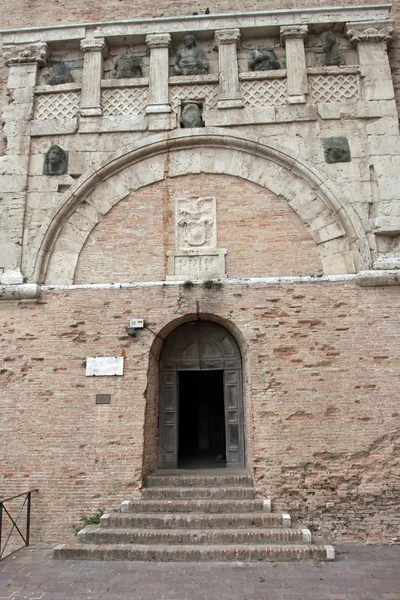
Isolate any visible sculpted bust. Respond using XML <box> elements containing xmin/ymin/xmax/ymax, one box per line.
<box><xmin>248</xmin><ymin>46</ymin><xmax>280</xmax><ymax>71</ymax></box>
<box><xmin>321</xmin><ymin>32</ymin><xmax>345</xmax><ymax>67</ymax></box>
<box><xmin>43</xmin><ymin>145</ymin><xmax>68</xmax><ymax>176</ymax></box>
<box><xmin>47</xmin><ymin>62</ymin><xmax>74</xmax><ymax>85</ymax></box>
<box><xmin>112</xmin><ymin>55</ymin><xmax>142</xmax><ymax>79</ymax></box>
<box><xmin>174</xmin><ymin>35</ymin><xmax>209</xmax><ymax>76</ymax></box>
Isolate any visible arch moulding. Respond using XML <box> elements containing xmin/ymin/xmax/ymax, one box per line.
<box><xmin>33</xmin><ymin>128</ymin><xmax>371</xmax><ymax>284</ymax></box>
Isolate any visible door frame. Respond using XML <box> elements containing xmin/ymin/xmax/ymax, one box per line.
<box><xmin>159</xmin><ymin>321</ymin><xmax>245</xmax><ymax>469</ymax></box>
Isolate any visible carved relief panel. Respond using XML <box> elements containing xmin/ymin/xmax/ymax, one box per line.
<box><xmin>167</xmin><ymin>196</ymin><xmax>227</xmax><ymax>280</ymax></box>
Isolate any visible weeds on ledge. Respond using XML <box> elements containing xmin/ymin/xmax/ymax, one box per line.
<box><xmin>74</xmin><ymin>508</ymin><xmax>104</xmax><ymax>535</ymax></box>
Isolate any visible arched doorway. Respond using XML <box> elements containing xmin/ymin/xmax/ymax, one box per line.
<box><xmin>159</xmin><ymin>321</ymin><xmax>244</xmax><ymax>469</ymax></box>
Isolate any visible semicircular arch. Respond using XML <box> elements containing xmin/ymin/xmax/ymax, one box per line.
<box><xmin>34</xmin><ymin>128</ymin><xmax>371</xmax><ymax>283</ymax></box>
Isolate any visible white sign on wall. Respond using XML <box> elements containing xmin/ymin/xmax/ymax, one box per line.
<box><xmin>86</xmin><ymin>357</ymin><xmax>124</xmax><ymax>377</ymax></box>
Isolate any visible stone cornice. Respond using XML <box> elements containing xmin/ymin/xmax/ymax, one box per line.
<box><xmin>345</xmin><ymin>19</ymin><xmax>394</xmax><ymax>45</ymax></box>
<box><xmin>0</xmin><ymin>5</ymin><xmax>391</xmax><ymax>45</ymax></box>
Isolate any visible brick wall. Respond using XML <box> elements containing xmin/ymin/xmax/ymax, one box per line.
<box><xmin>74</xmin><ymin>174</ymin><xmax>322</xmax><ymax>284</ymax></box>
<box><xmin>1</xmin><ymin>282</ymin><xmax>399</xmax><ymax>543</ymax></box>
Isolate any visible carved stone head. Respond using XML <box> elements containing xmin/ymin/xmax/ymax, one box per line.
<box><xmin>321</xmin><ymin>31</ymin><xmax>345</xmax><ymax>67</ymax></box>
<box><xmin>183</xmin><ymin>35</ymin><xmax>197</xmax><ymax>49</ymax></box>
<box><xmin>112</xmin><ymin>55</ymin><xmax>142</xmax><ymax>79</ymax></box>
<box><xmin>180</xmin><ymin>103</ymin><xmax>203</xmax><ymax>128</ymax></box>
<box><xmin>248</xmin><ymin>46</ymin><xmax>280</xmax><ymax>71</ymax></box>
<box><xmin>323</xmin><ymin>137</ymin><xmax>351</xmax><ymax>163</ymax></box>
<box><xmin>47</xmin><ymin>62</ymin><xmax>74</xmax><ymax>86</ymax></box>
<box><xmin>43</xmin><ymin>145</ymin><xmax>68</xmax><ymax>175</ymax></box>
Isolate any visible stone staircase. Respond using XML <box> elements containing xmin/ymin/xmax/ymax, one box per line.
<box><xmin>54</xmin><ymin>471</ymin><xmax>335</xmax><ymax>562</ymax></box>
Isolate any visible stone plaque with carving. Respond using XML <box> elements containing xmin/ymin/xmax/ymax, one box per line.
<box><xmin>168</xmin><ymin>196</ymin><xmax>226</xmax><ymax>280</ymax></box>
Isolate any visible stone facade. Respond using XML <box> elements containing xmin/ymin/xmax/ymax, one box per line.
<box><xmin>0</xmin><ymin>3</ymin><xmax>400</xmax><ymax>545</ymax></box>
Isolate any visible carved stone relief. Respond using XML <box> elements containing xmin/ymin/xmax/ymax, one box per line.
<box><xmin>323</xmin><ymin>137</ymin><xmax>351</xmax><ymax>163</ymax></box>
<box><xmin>47</xmin><ymin>62</ymin><xmax>74</xmax><ymax>85</ymax></box>
<box><xmin>174</xmin><ymin>35</ymin><xmax>209</xmax><ymax>76</ymax></box>
<box><xmin>112</xmin><ymin>55</ymin><xmax>142</xmax><ymax>79</ymax></box>
<box><xmin>168</xmin><ymin>196</ymin><xmax>226</xmax><ymax>279</ymax></box>
<box><xmin>321</xmin><ymin>32</ymin><xmax>345</xmax><ymax>67</ymax></box>
<box><xmin>248</xmin><ymin>46</ymin><xmax>280</xmax><ymax>71</ymax></box>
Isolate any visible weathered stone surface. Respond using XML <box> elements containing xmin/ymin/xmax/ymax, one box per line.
<box><xmin>248</xmin><ymin>46</ymin><xmax>280</xmax><ymax>71</ymax></box>
<box><xmin>180</xmin><ymin>103</ymin><xmax>203</xmax><ymax>128</ymax></box>
<box><xmin>47</xmin><ymin>61</ymin><xmax>74</xmax><ymax>85</ymax></box>
<box><xmin>112</xmin><ymin>55</ymin><xmax>142</xmax><ymax>79</ymax></box>
<box><xmin>320</xmin><ymin>31</ymin><xmax>345</xmax><ymax>67</ymax></box>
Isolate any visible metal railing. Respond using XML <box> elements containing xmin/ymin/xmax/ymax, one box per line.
<box><xmin>0</xmin><ymin>489</ymin><xmax>38</xmax><ymax>560</ymax></box>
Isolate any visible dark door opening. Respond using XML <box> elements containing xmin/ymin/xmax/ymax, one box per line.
<box><xmin>178</xmin><ymin>370</ymin><xmax>226</xmax><ymax>468</ymax></box>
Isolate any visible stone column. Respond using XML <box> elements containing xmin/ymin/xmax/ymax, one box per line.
<box><xmin>146</xmin><ymin>33</ymin><xmax>172</xmax><ymax>130</ymax></box>
<box><xmin>80</xmin><ymin>38</ymin><xmax>108</xmax><ymax>117</ymax></box>
<box><xmin>0</xmin><ymin>43</ymin><xmax>50</xmax><ymax>282</ymax></box>
<box><xmin>213</xmin><ymin>29</ymin><xmax>243</xmax><ymax>109</ymax></box>
<box><xmin>280</xmin><ymin>25</ymin><xmax>308</xmax><ymax>104</ymax></box>
<box><xmin>345</xmin><ymin>20</ymin><xmax>394</xmax><ymax>101</ymax></box>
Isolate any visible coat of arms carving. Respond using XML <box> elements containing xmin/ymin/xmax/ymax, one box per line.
<box><xmin>176</xmin><ymin>196</ymin><xmax>216</xmax><ymax>249</ymax></box>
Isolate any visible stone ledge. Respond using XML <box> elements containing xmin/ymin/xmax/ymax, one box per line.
<box><xmin>35</xmin><ymin>83</ymin><xmax>82</xmax><ymax>94</ymax></box>
<box><xmin>355</xmin><ymin>270</ymin><xmax>400</xmax><ymax>287</ymax></box>
<box><xmin>239</xmin><ymin>70</ymin><xmax>287</xmax><ymax>81</ymax></box>
<box><xmin>101</xmin><ymin>77</ymin><xmax>149</xmax><ymax>88</ymax></box>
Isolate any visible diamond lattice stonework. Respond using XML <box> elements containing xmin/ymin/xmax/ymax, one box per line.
<box><xmin>309</xmin><ymin>74</ymin><xmax>360</xmax><ymax>104</ymax></box>
<box><xmin>170</xmin><ymin>84</ymin><xmax>219</xmax><ymax>111</ymax></box>
<box><xmin>35</xmin><ymin>92</ymin><xmax>80</xmax><ymax>120</ymax></box>
<box><xmin>102</xmin><ymin>88</ymin><xmax>148</xmax><ymax>116</ymax></box>
<box><xmin>241</xmin><ymin>79</ymin><xmax>287</xmax><ymax>107</ymax></box>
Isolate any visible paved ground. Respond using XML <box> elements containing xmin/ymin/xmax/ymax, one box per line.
<box><xmin>0</xmin><ymin>543</ymin><xmax>399</xmax><ymax>600</ymax></box>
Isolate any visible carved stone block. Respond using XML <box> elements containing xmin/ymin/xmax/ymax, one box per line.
<box><xmin>323</xmin><ymin>137</ymin><xmax>351</xmax><ymax>163</ymax></box>
<box><xmin>321</xmin><ymin>32</ymin><xmax>345</xmax><ymax>67</ymax></box>
<box><xmin>112</xmin><ymin>55</ymin><xmax>142</xmax><ymax>79</ymax></box>
<box><xmin>174</xmin><ymin>35</ymin><xmax>209</xmax><ymax>76</ymax></box>
<box><xmin>248</xmin><ymin>47</ymin><xmax>280</xmax><ymax>71</ymax></box>
<box><xmin>180</xmin><ymin>103</ymin><xmax>203</xmax><ymax>128</ymax></box>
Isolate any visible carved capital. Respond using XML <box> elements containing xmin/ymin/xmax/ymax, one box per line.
<box><xmin>4</xmin><ymin>43</ymin><xmax>50</xmax><ymax>67</ymax></box>
<box><xmin>146</xmin><ymin>33</ymin><xmax>171</xmax><ymax>49</ymax></box>
<box><xmin>345</xmin><ymin>20</ymin><xmax>394</xmax><ymax>46</ymax></box>
<box><xmin>80</xmin><ymin>38</ymin><xmax>108</xmax><ymax>57</ymax></box>
<box><xmin>280</xmin><ymin>25</ymin><xmax>308</xmax><ymax>46</ymax></box>
<box><xmin>213</xmin><ymin>29</ymin><xmax>241</xmax><ymax>48</ymax></box>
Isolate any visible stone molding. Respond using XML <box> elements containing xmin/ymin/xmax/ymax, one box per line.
<box><xmin>280</xmin><ymin>25</ymin><xmax>308</xmax><ymax>45</ymax></box>
<box><xmin>29</xmin><ymin>128</ymin><xmax>370</xmax><ymax>284</ymax></box>
<box><xmin>213</xmin><ymin>29</ymin><xmax>241</xmax><ymax>48</ymax></box>
<box><xmin>145</xmin><ymin>33</ymin><xmax>171</xmax><ymax>49</ymax></box>
<box><xmin>4</xmin><ymin>43</ymin><xmax>50</xmax><ymax>67</ymax></box>
<box><xmin>345</xmin><ymin>20</ymin><xmax>394</xmax><ymax>45</ymax></box>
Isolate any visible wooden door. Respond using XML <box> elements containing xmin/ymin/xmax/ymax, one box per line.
<box><xmin>159</xmin><ymin>322</ymin><xmax>244</xmax><ymax>468</ymax></box>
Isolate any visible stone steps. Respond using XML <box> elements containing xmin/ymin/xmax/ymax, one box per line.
<box><xmin>144</xmin><ymin>474</ymin><xmax>254</xmax><ymax>488</ymax></box>
<box><xmin>54</xmin><ymin>542</ymin><xmax>334</xmax><ymax>562</ymax></box>
<box><xmin>141</xmin><ymin>486</ymin><xmax>256</xmax><ymax>499</ymax></box>
<box><xmin>54</xmin><ymin>470</ymin><xmax>335</xmax><ymax>562</ymax></box>
<box><xmin>78</xmin><ymin>525</ymin><xmax>310</xmax><ymax>545</ymax></box>
<box><xmin>120</xmin><ymin>498</ymin><xmax>270</xmax><ymax>513</ymax></box>
<box><xmin>99</xmin><ymin>511</ymin><xmax>291</xmax><ymax>529</ymax></box>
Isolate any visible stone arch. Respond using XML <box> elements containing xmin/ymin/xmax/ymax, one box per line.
<box><xmin>33</xmin><ymin>128</ymin><xmax>371</xmax><ymax>284</ymax></box>
<box><xmin>142</xmin><ymin>312</ymin><xmax>253</xmax><ymax>475</ymax></box>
